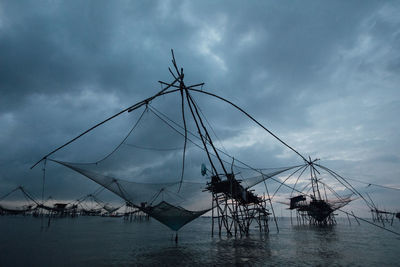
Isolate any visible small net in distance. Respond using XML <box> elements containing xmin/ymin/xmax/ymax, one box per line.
<box><xmin>0</xmin><ymin>186</ymin><xmax>38</xmax><ymax>214</ymax></box>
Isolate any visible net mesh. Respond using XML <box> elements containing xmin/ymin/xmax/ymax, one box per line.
<box><xmin>0</xmin><ymin>186</ymin><xmax>38</xmax><ymax>213</ymax></box>
<box><xmin>48</xmin><ymin>95</ymin><xmax>295</xmax><ymax>231</ymax></box>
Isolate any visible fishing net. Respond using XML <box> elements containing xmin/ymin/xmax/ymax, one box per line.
<box><xmin>47</xmin><ymin>92</ymin><xmax>295</xmax><ymax>231</ymax></box>
<box><xmin>73</xmin><ymin>193</ymin><xmax>120</xmax><ymax>215</ymax></box>
<box><xmin>0</xmin><ymin>186</ymin><xmax>38</xmax><ymax>214</ymax></box>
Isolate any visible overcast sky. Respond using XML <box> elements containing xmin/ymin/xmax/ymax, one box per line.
<box><xmin>0</xmin><ymin>1</ymin><xmax>399</xmax><ymax>214</ymax></box>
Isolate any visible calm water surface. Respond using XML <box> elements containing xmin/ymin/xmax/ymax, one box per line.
<box><xmin>0</xmin><ymin>216</ymin><xmax>399</xmax><ymax>266</ymax></box>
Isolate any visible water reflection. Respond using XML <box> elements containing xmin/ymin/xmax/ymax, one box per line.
<box><xmin>133</xmin><ymin>235</ymin><xmax>272</xmax><ymax>266</ymax></box>
<box><xmin>212</xmin><ymin>236</ymin><xmax>271</xmax><ymax>265</ymax></box>
<box><xmin>291</xmin><ymin>224</ymin><xmax>340</xmax><ymax>265</ymax></box>
<box><xmin>1</xmin><ymin>216</ymin><xmax>399</xmax><ymax>266</ymax></box>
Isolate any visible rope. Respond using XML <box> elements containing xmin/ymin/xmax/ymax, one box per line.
<box><xmin>82</xmin><ymin>106</ymin><xmax>148</xmax><ymax>165</ymax></box>
<box><xmin>0</xmin><ymin>187</ymin><xmax>20</xmax><ymax>201</ymax></box>
<box><xmin>290</xmin><ymin>164</ymin><xmax>309</xmax><ymax>197</ymax></box>
<box><xmin>149</xmin><ymin>105</ymin><xmax>298</xmax><ymax>172</ymax></box>
<box><xmin>148</xmin><ymin>105</ymin><xmax>306</xmax><ymax>194</ymax></box>
<box><xmin>124</xmin><ymin>143</ymin><xmax>183</xmax><ymax>151</ymax></box>
<box><xmin>316</xmin><ymin>164</ymin><xmax>374</xmax><ymax>210</ymax></box>
<box><xmin>178</xmin><ymin>78</ymin><xmax>188</xmax><ymax>192</ymax></box>
<box><xmin>190</xmin><ymin>94</ymin><xmax>230</xmax><ymax>156</ymax></box>
<box><xmin>271</xmin><ymin>164</ymin><xmax>307</xmax><ymax>200</ymax></box>
<box><xmin>339</xmin><ymin>209</ymin><xmax>400</xmax><ymax>236</ymax></box>
<box><xmin>262</xmin><ymin>175</ymin><xmax>279</xmax><ymax>233</ymax></box>
<box><xmin>30</xmin><ymin>79</ymin><xmax>181</xmax><ymax>169</ymax></box>
<box><xmin>343</xmin><ymin>177</ymin><xmax>400</xmax><ymax>191</ymax></box>
<box><xmin>188</xmin><ymin>88</ymin><xmax>308</xmax><ymax>162</ymax></box>
<box><xmin>42</xmin><ymin>159</ymin><xmax>46</xmax><ymax>204</ymax></box>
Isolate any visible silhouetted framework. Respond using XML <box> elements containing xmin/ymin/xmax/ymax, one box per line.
<box><xmin>35</xmin><ymin>201</ymin><xmax>78</xmax><ymax>218</ymax></box>
<box><xmin>29</xmin><ymin>49</ymin><xmax>400</xmax><ymax>239</ymax></box>
<box><xmin>154</xmin><ymin>50</ymin><xmax>279</xmax><ymax>237</ymax></box>
<box><xmin>290</xmin><ymin>196</ymin><xmax>337</xmax><ymax>225</ymax></box>
<box><xmin>123</xmin><ymin>201</ymin><xmax>149</xmax><ymax>221</ymax></box>
<box><xmin>370</xmin><ymin>209</ymin><xmax>397</xmax><ymax>226</ymax></box>
<box><xmin>207</xmin><ymin>174</ymin><xmax>270</xmax><ymax>236</ymax></box>
<box><xmin>364</xmin><ymin>192</ymin><xmax>398</xmax><ymax>226</ymax></box>
<box><xmin>275</xmin><ymin>159</ymin><xmax>355</xmax><ymax>226</ymax></box>
<box><xmin>0</xmin><ymin>186</ymin><xmax>38</xmax><ymax>215</ymax></box>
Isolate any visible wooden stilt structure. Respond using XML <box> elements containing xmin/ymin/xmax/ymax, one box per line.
<box><xmin>207</xmin><ymin>174</ymin><xmax>270</xmax><ymax>237</ymax></box>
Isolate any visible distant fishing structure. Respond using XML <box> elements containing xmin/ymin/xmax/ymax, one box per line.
<box><xmin>26</xmin><ymin>50</ymin><xmax>399</xmax><ymax>238</ymax></box>
<box><xmin>0</xmin><ymin>186</ymin><xmax>37</xmax><ymax>215</ymax></box>
<box><xmin>123</xmin><ymin>201</ymin><xmax>149</xmax><ymax>221</ymax></box>
<box><xmin>364</xmin><ymin>192</ymin><xmax>399</xmax><ymax>226</ymax></box>
<box><xmin>276</xmin><ymin>158</ymin><xmax>355</xmax><ymax>226</ymax></box>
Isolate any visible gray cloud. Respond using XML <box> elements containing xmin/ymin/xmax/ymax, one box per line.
<box><xmin>0</xmin><ymin>0</ymin><xmax>399</xmax><ymax>215</ymax></box>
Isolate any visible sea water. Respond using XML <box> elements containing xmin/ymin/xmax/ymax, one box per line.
<box><xmin>0</xmin><ymin>216</ymin><xmax>399</xmax><ymax>266</ymax></box>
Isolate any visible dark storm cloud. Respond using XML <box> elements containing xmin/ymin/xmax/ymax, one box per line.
<box><xmin>0</xmin><ymin>1</ymin><xmax>159</xmax><ymax>108</ymax></box>
<box><xmin>0</xmin><ymin>0</ymin><xmax>399</xmax><ymax>213</ymax></box>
